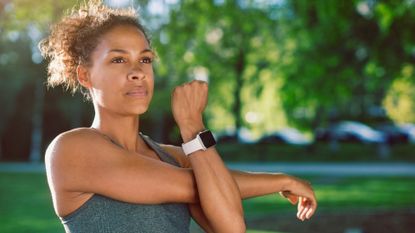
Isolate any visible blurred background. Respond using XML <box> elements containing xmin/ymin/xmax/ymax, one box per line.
<box><xmin>0</xmin><ymin>0</ymin><xmax>414</xmax><ymax>232</ymax></box>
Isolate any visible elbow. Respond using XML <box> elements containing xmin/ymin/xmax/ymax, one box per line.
<box><xmin>223</xmin><ymin>204</ymin><xmax>246</xmax><ymax>232</ymax></box>
<box><xmin>218</xmin><ymin>212</ymin><xmax>246</xmax><ymax>233</ymax></box>
<box><xmin>224</xmin><ymin>220</ymin><xmax>246</xmax><ymax>233</ymax></box>
<box><xmin>214</xmin><ymin>222</ymin><xmax>245</xmax><ymax>233</ymax></box>
<box><xmin>209</xmin><ymin>212</ymin><xmax>246</xmax><ymax>233</ymax></box>
<box><xmin>235</xmin><ymin>213</ymin><xmax>246</xmax><ymax>233</ymax></box>
<box><xmin>234</xmin><ymin>220</ymin><xmax>246</xmax><ymax>233</ymax></box>
<box><xmin>235</xmin><ymin>206</ymin><xmax>246</xmax><ymax>232</ymax></box>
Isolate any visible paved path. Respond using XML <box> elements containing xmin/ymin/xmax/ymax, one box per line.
<box><xmin>1</xmin><ymin>162</ymin><xmax>415</xmax><ymax>176</ymax></box>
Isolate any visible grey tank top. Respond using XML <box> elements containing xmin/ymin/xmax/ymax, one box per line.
<box><xmin>60</xmin><ymin>133</ymin><xmax>191</xmax><ymax>233</ymax></box>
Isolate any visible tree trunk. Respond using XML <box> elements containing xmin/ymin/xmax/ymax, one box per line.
<box><xmin>233</xmin><ymin>48</ymin><xmax>245</xmax><ymax>138</ymax></box>
<box><xmin>29</xmin><ymin>80</ymin><xmax>44</xmax><ymax>163</ymax></box>
<box><xmin>0</xmin><ymin>137</ymin><xmax>2</xmax><ymax>161</ymax></box>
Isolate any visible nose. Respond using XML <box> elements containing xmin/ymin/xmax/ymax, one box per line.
<box><xmin>127</xmin><ymin>65</ymin><xmax>146</xmax><ymax>81</ymax></box>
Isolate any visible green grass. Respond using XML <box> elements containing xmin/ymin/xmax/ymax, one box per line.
<box><xmin>243</xmin><ymin>176</ymin><xmax>415</xmax><ymax>216</ymax></box>
<box><xmin>1</xmin><ymin>172</ymin><xmax>415</xmax><ymax>233</ymax></box>
<box><xmin>0</xmin><ymin>173</ymin><xmax>62</xmax><ymax>233</ymax></box>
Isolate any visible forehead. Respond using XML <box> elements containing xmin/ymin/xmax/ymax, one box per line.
<box><xmin>95</xmin><ymin>25</ymin><xmax>150</xmax><ymax>52</ymax></box>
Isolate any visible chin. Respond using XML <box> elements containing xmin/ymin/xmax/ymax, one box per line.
<box><xmin>132</xmin><ymin>106</ymin><xmax>149</xmax><ymax>115</ymax></box>
<box><xmin>122</xmin><ymin>99</ymin><xmax>152</xmax><ymax>116</ymax></box>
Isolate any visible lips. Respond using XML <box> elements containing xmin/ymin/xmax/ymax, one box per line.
<box><xmin>126</xmin><ymin>86</ymin><xmax>148</xmax><ymax>98</ymax></box>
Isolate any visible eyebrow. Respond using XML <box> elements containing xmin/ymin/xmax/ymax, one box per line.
<box><xmin>107</xmin><ymin>48</ymin><xmax>154</xmax><ymax>55</ymax></box>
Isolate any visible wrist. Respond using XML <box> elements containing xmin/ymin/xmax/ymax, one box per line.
<box><xmin>181</xmin><ymin>129</ymin><xmax>216</xmax><ymax>156</ymax></box>
<box><xmin>180</xmin><ymin>123</ymin><xmax>206</xmax><ymax>142</ymax></box>
<box><xmin>279</xmin><ymin>174</ymin><xmax>293</xmax><ymax>191</ymax></box>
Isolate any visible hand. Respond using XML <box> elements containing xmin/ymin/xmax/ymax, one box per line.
<box><xmin>171</xmin><ymin>80</ymin><xmax>208</xmax><ymax>140</ymax></box>
<box><xmin>279</xmin><ymin>176</ymin><xmax>317</xmax><ymax>221</ymax></box>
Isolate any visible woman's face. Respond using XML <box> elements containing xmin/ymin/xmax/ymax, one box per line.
<box><xmin>86</xmin><ymin>25</ymin><xmax>154</xmax><ymax>116</ymax></box>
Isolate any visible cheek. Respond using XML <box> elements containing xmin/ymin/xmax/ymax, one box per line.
<box><xmin>147</xmin><ymin>69</ymin><xmax>155</xmax><ymax>90</ymax></box>
<box><xmin>89</xmin><ymin>71</ymin><xmax>122</xmax><ymax>101</ymax></box>
<box><xmin>92</xmin><ymin>66</ymin><xmax>124</xmax><ymax>85</ymax></box>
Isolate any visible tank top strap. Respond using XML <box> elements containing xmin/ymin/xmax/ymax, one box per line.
<box><xmin>139</xmin><ymin>133</ymin><xmax>181</xmax><ymax>167</ymax></box>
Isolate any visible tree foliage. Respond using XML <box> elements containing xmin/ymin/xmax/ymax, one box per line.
<box><xmin>278</xmin><ymin>0</ymin><xmax>415</xmax><ymax>129</ymax></box>
<box><xmin>152</xmin><ymin>0</ymin><xmax>289</xmax><ymax>137</ymax></box>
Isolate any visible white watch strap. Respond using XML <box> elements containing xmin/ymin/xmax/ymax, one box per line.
<box><xmin>182</xmin><ymin>136</ymin><xmax>205</xmax><ymax>156</ymax></box>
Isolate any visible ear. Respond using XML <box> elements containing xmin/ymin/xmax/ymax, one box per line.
<box><xmin>77</xmin><ymin>65</ymin><xmax>92</xmax><ymax>88</ymax></box>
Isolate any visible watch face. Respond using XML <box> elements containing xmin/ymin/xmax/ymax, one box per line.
<box><xmin>199</xmin><ymin>130</ymin><xmax>216</xmax><ymax>148</ymax></box>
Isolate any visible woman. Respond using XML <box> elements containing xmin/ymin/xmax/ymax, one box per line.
<box><xmin>40</xmin><ymin>1</ymin><xmax>317</xmax><ymax>232</ymax></box>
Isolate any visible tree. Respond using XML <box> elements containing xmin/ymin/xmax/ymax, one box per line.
<box><xmin>278</xmin><ymin>0</ymin><xmax>415</xmax><ymax>132</ymax></box>
<box><xmin>383</xmin><ymin>64</ymin><xmax>415</xmax><ymax>123</ymax></box>
<box><xmin>0</xmin><ymin>0</ymin><xmax>78</xmax><ymax>161</ymax></box>
<box><xmin>152</xmin><ymin>0</ymin><xmax>288</xmax><ymax>139</ymax></box>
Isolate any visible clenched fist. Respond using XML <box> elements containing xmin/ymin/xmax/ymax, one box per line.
<box><xmin>172</xmin><ymin>80</ymin><xmax>208</xmax><ymax>141</ymax></box>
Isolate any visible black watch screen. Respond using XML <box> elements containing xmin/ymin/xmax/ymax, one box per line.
<box><xmin>199</xmin><ymin>130</ymin><xmax>216</xmax><ymax>148</ymax></box>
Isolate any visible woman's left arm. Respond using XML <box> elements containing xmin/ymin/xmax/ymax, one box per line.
<box><xmin>231</xmin><ymin>170</ymin><xmax>317</xmax><ymax>220</ymax></box>
<box><xmin>187</xmin><ymin>170</ymin><xmax>317</xmax><ymax>232</ymax></box>
<box><xmin>231</xmin><ymin>169</ymin><xmax>290</xmax><ymax>198</ymax></box>
<box><xmin>163</xmin><ymin>144</ymin><xmax>316</xmax><ymax>205</ymax></box>
<box><xmin>162</xmin><ymin>144</ymin><xmax>317</xmax><ymax>231</ymax></box>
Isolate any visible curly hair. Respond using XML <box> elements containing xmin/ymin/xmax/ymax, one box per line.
<box><xmin>38</xmin><ymin>0</ymin><xmax>150</xmax><ymax>97</ymax></box>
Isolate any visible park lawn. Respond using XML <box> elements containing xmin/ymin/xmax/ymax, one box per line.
<box><xmin>1</xmin><ymin>172</ymin><xmax>415</xmax><ymax>233</ymax></box>
<box><xmin>0</xmin><ymin>172</ymin><xmax>61</xmax><ymax>233</ymax></box>
<box><xmin>242</xmin><ymin>176</ymin><xmax>415</xmax><ymax>216</ymax></box>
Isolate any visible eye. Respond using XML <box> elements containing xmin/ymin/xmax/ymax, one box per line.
<box><xmin>139</xmin><ymin>56</ymin><xmax>153</xmax><ymax>64</ymax></box>
<box><xmin>111</xmin><ymin>57</ymin><xmax>126</xmax><ymax>63</ymax></box>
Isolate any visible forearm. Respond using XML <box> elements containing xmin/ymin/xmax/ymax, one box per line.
<box><xmin>189</xmin><ymin>170</ymin><xmax>317</xmax><ymax>228</ymax></box>
<box><xmin>171</xmin><ymin>81</ymin><xmax>245</xmax><ymax>232</ymax></box>
<box><xmin>231</xmin><ymin>170</ymin><xmax>291</xmax><ymax>199</ymax></box>
<box><xmin>182</xmin><ymin>130</ymin><xmax>245</xmax><ymax>233</ymax></box>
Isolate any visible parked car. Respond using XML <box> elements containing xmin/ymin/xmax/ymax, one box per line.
<box><xmin>315</xmin><ymin>121</ymin><xmax>386</xmax><ymax>144</ymax></box>
<box><xmin>399</xmin><ymin>124</ymin><xmax>415</xmax><ymax>143</ymax></box>
<box><xmin>258</xmin><ymin>128</ymin><xmax>312</xmax><ymax>146</ymax></box>
<box><xmin>375</xmin><ymin>123</ymin><xmax>410</xmax><ymax>144</ymax></box>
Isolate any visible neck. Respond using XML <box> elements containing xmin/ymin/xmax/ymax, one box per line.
<box><xmin>91</xmin><ymin>107</ymin><xmax>142</xmax><ymax>152</ymax></box>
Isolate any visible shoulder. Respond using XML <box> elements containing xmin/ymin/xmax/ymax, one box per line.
<box><xmin>46</xmin><ymin>128</ymin><xmax>100</xmax><ymax>158</ymax></box>
<box><xmin>158</xmin><ymin>144</ymin><xmax>191</xmax><ymax>168</ymax></box>
<box><xmin>45</xmin><ymin>127</ymin><xmax>124</xmax><ymax>191</ymax></box>
<box><xmin>45</xmin><ymin>128</ymin><xmax>114</xmax><ymax>171</ymax></box>
<box><xmin>47</xmin><ymin>127</ymin><xmax>97</xmax><ymax>146</ymax></box>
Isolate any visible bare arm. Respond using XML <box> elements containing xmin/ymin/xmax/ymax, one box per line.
<box><xmin>162</xmin><ymin>144</ymin><xmax>317</xmax><ymax>232</ymax></box>
<box><xmin>163</xmin><ymin>144</ymin><xmax>317</xmax><ymax>207</ymax></box>
<box><xmin>231</xmin><ymin>170</ymin><xmax>317</xmax><ymax>221</ymax></box>
<box><xmin>45</xmin><ymin>129</ymin><xmax>199</xmax><ymax>212</ymax></box>
<box><xmin>231</xmin><ymin>170</ymin><xmax>290</xmax><ymax>198</ymax></box>
<box><xmin>171</xmin><ymin>81</ymin><xmax>245</xmax><ymax>233</ymax></box>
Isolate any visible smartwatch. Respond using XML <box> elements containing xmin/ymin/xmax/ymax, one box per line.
<box><xmin>182</xmin><ymin>129</ymin><xmax>216</xmax><ymax>156</ymax></box>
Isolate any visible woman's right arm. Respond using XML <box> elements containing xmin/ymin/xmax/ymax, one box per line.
<box><xmin>45</xmin><ymin>129</ymin><xmax>200</xmax><ymax>205</ymax></box>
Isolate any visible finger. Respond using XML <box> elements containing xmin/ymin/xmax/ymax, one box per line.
<box><xmin>296</xmin><ymin>207</ymin><xmax>303</xmax><ymax>220</ymax></box>
<box><xmin>300</xmin><ymin>198</ymin><xmax>314</xmax><ymax>221</ymax></box>
<box><xmin>299</xmin><ymin>203</ymin><xmax>310</xmax><ymax>221</ymax></box>
<box><xmin>306</xmin><ymin>199</ymin><xmax>317</xmax><ymax>219</ymax></box>
<box><xmin>299</xmin><ymin>208</ymin><xmax>308</xmax><ymax>221</ymax></box>
<box><xmin>297</xmin><ymin>199</ymin><xmax>308</xmax><ymax>221</ymax></box>
<box><xmin>296</xmin><ymin>198</ymin><xmax>304</xmax><ymax>219</ymax></box>
<box><xmin>305</xmin><ymin>206</ymin><xmax>315</xmax><ymax>219</ymax></box>
<box><xmin>297</xmin><ymin>197</ymin><xmax>303</xmax><ymax>212</ymax></box>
